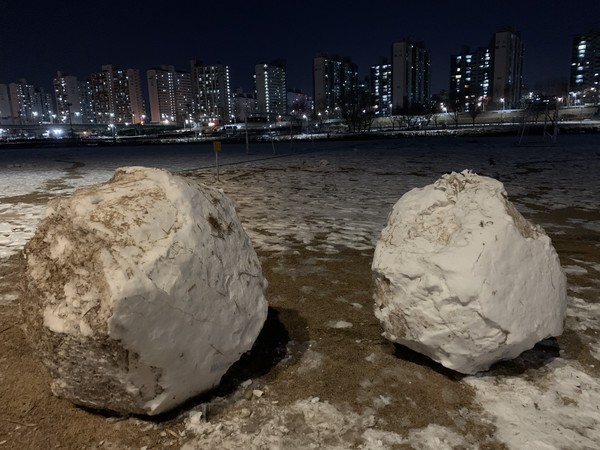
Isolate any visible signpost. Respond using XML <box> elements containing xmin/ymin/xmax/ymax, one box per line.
<box><xmin>213</xmin><ymin>140</ymin><xmax>221</xmax><ymax>181</ymax></box>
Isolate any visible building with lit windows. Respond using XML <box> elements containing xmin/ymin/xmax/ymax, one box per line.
<box><xmin>449</xmin><ymin>28</ymin><xmax>523</xmax><ymax>111</ymax></box>
<box><xmin>190</xmin><ymin>61</ymin><xmax>232</xmax><ymax>125</ymax></box>
<box><xmin>254</xmin><ymin>62</ymin><xmax>287</xmax><ymax>120</ymax></box>
<box><xmin>78</xmin><ymin>79</ymin><xmax>96</xmax><ymax>124</ymax></box>
<box><xmin>53</xmin><ymin>72</ymin><xmax>83</xmax><ymax>125</ymax></box>
<box><xmin>570</xmin><ymin>28</ymin><xmax>600</xmax><ymax>104</ymax></box>
<box><xmin>391</xmin><ymin>40</ymin><xmax>430</xmax><ymax>114</ymax></box>
<box><xmin>449</xmin><ymin>47</ymin><xmax>490</xmax><ymax>112</ymax></box>
<box><xmin>287</xmin><ymin>89</ymin><xmax>312</xmax><ymax>118</ymax></box>
<box><xmin>369</xmin><ymin>61</ymin><xmax>392</xmax><ymax>116</ymax></box>
<box><xmin>232</xmin><ymin>90</ymin><xmax>255</xmax><ymax>122</ymax></box>
<box><xmin>0</xmin><ymin>84</ymin><xmax>11</xmax><ymax>125</ymax></box>
<box><xmin>313</xmin><ymin>54</ymin><xmax>358</xmax><ymax>119</ymax></box>
<box><xmin>90</xmin><ymin>65</ymin><xmax>145</xmax><ymax>124</ymax></box>
<box><xmin>147</xmin><ymin>65</ymin><xmax>193</xmax><ymax>125</ymax></box>
<box><xmin>7</xmin><ymin>79</ymin><xmax>53</xmax><ymax>124</ymax></box>
<box><xmin>491</xmin><ymin>27</ymin><xmax>523</xmax><ymax>110</ymax></box>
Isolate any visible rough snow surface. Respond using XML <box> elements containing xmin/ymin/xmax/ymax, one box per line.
<box><xmin>372</xmin><ymin>170</ymin><xmax>567</xmax><ymax>374</ymax></box>
<box><xmin>182</xmin><ymin>397</ymin><xmax>474</xmax><ymax>450</ymax></box>
<box><xmin>20</xmin><ymin>166</ymin><xmax>268</xmax><ymax>415</ymax></box>
<box><xmin>1</xmin><ymin>138</ymin><xmax>599</xmax><ymax>448</ymax></box>
<box><xmin>466</xmin><ymin>360</ymin><xmax>600</xmax><ymax>450</ymax></box>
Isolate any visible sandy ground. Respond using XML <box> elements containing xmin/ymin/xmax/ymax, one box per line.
<box><xmin>1</xmin><ymin>157</ymin><xmax>599</xmax><ymax>449</ymax></box>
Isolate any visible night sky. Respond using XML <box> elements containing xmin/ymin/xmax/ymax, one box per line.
<box><xmin>1</xmin><ymin>0</ymin><xmax>598</xmax><ymax>96</ymax></box>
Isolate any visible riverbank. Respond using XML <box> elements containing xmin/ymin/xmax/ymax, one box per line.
<box><xmin>1</xmin><ymin>137</ymin><xmax>599</xmax><ymax>449</ymax></box>
<box><xmin>1</xmin><ymin>120</ymin><xmax>599</xmax><ymax>151</ymax></box>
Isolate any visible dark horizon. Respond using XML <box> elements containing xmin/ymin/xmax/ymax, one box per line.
<box><xmin>1</xmin><ymin>1</ymin><xmax>599</xmax><ymax>96</ymax></box>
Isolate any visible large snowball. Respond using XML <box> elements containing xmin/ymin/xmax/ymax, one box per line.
<box><xmin>21</xmin><ymin>167</ymin><xmax>268</xmax><ymax>415</ymax></box>
<box><xmin>372</xmin><ymin>170</ymin><xmax>566</xmax><ymax>374</ymax></box>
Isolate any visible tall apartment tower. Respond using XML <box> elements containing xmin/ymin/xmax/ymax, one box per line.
<box><xmin>53</xmin><ymin>72</ymin><xmax>83</xmax><ymax>124</ymax></box>
<box><xmin>570</xmin><ymin>28</ymin><xmax>600</xmax><ymax>102</ymax></box>
<box><xmin>147</xmin><ymin>65</ymin><xmax>193</xmax><ymax>125</ymax></box>
<box><xmin>7</xmin><ymin>80</ymin><xmax>52</xmax><ymax>124</ymax></box>
<box><xmin>449</xmin><ymin>47</ymin><xmax>491</xmax><ymax>111</ymax></box>
<box><xmin>490</xmin><ymin>28</ymin><xmax>523</xmax><ymax>109</ymax></box>
<box><xmin>313</xmin><ymin>55</ymin><xmax>358</xmax><ymax>119</ymax></box>
<box><xmin>78</xmin><ymin>79</ymin><xmax>96</xmax><ymax>124</ymax></box>
<box><xmin>369</xmin><ymin>61</ymin><xmax>392</xmax><ymax>116</ymax></box>
<box><xmin>392</xmin><ymin>40</ymin><xmax>430</xmax><ymax>114</ymax></box>
<box><xmin>90</xmin><ymin>65</ymin><xmax>145</xmax><ymax>124</ymax></box>
<box><xmin>190</xmin><ymin>61</ymin><xmax>232</xmax><ymax>124</ymax></box>
<box><xmin>0</xmin><ymin>84</ymin><xmax>11</xmax><ymax>125</ymax></box>
<box><xmin>254</xmin><ymin>62</ymin><xmax>287</xmax><ymax>119</ymax></box>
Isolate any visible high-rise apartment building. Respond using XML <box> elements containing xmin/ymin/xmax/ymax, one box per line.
<box><xmin>90</xmin><ymin>65</ymin><xmax>145</xmax><ymax>124</ymax></box>
<box><xmin>449</xmin><ymin>47</ymin><xmax>491</xmax><ymax>111</ymax></box>
<box><xmin>232</xmin><ymin>90</ymin><xmax>255</xmax><ymax>122</ymax></box>
<box><xmin>392</xmin><ymin>40</ymin><xmax>430</xmax><ymax>114</ymax></box>
<box><xmin>490</xmin><ymin>28</ymin><xmax>523</xmax><ymax>109</ymax></box>
<box><xmin>570</xmin><ymin>28</ymin><xmax>600</xmax><ymax>103</ymax></box>
<box><xmin>369</xmin><ymin>62</ymin><xmax>392</xmax><ymax>116</ymax></box>
<box><xmin>313</xmin><ymin>55</ymin><xmax>358</xmax><ymax>119</ymax></box>
<box><xmin>254</xmin><ymin>62</ymin><xmax>287</xmax><ymax>119</ymax></box>
<box><xmin>147</xmin><ymin>65</ymin><xmax>193</xmax><ymax>125</ymax></box>
<box><xmin>0</xmin><ymin>84</ymin><xmax>11</xmax><ymax>125</ymax></box>
<box><xmin>78</xmin><ymin>79</ymin><xmax>96</xmax><ymax>124</ymax></box>
<box><xmin>449</xmin><ymin>28</ymin><xmax>523</xmax><ymax>111</ymax></box>
<box><xmin>190</xmin><ymin>61</ymin><xmax>232</xmax><ymax>124</ymax></box>
<box><xmin>287</xmin><ymin>89</ymin><xmax>311</xmax><ymax>118</ymax></box>
<box><xmin>7</xmin><ymin>79</ymin><xmax>53</xmax><ymax>124</ymax></box>
<box><xmin>53</xmin><ymin>72</ymin><xmax>83</xmax><ymax>124</ymax></box>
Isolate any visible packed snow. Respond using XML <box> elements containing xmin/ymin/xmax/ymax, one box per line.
<box><xmin>20</xmin><ymin>166</ymin><xmax>267</xmax><ymax>415</ymax></box>
<box><xmin>372</xmin><ymin>170</ymin><xmax>567</xmax><ymax>374</ymax></box>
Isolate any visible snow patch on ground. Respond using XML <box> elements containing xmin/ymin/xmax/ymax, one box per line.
<box><xmin>563</xmin><ymin>265</ymin><xmax>589</xmax><ymax>276</ymax></box>
<box><xmin>0</xmin><ymin>203</ymin><xmax>46</xmax><ymax>259</ymax></box>
<box><xmin>466</xmin><ymin>361</ymin><xmax>600</xmax><ymax>450</ymax></box>
<box><xmin>182</xmin><ymin>397</ymin><xmax>473</xmax><ymax>450</ymax></box>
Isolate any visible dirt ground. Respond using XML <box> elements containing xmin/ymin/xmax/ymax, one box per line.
<box><xmin>1</xmin><ymin>169</ymin><xmax>598</xmax><ymax>450</ymax></box>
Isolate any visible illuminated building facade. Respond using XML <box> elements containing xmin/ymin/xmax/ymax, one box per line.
<box><xmin>78</xmin><ymin>79</ymin><xmax>96</xmax><ymax>124</ymax></box>
<box><xmin>369</xmin><ymin>62</ymin><xmax>392</xmax><ymax>116</ymax></box>
<box><xmin>190</xmin><ymin>61</ymin><xmax>232</xmax><ymax>124</ymax></box>
<box><xmin>449</xmin><ymin>47</ymin><xmax>490</xmax><ymax>111</ymax></box>
<box><xmin>570</xmin><ymin>28</ymin><xmax>600</xmax><ymax>104</ymax></box>
<box><xmin>53</xmin><ymin>72</ymin><xmax>83</xmax><ymax>124</ymax></box>
<box><xmin>287</xmin><ymin>89</ymin><xmax>311</xmax><ymax>118</ymax></box>
<box><xmin>449</xmin><ymin>28</ymin><xmax>523</xmax><ymax>111</ymax></box>
<box><xmin>0</xmin><ymin>84</ymin><xmax>11</xmax><ymax>125</ymax></box>
<box><xmin>6</xmin><ymin>79</ymin><xmax>53</xmax><ymax>124</ymax></box>
<box><xmin>254</xmin><ymin>62</ymin><xmax>287</xmax><ymax>119</ymax></box>
<box><xmin>232</xmin><ymin>90</ymin><xmax>255</xmax><ymax>122</ymax></box>
<box><xmin>313</xmin><ymin>55</ymin><xmax>358</xmax><ymax>119</ymax></box>
<box><xmin>90</xmin><ymin>65</ymin><xmax>145</xmax><ymax>124</ymax></box>
<box><xmin>391</xmin><ymin>40</ymin><xmax>430</xmax><ymax>114</ymax></box>
<box><xmin>147</xmin><ymin>65</ymin><xmax>193</xmax><ymax>125</ymax></box>
<box><xmin>491</xmin><ymin>28</ymin><xmax>523</xmax><ymax>109</ymax></box>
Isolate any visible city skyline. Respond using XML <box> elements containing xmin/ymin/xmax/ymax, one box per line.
<box><xmin>1</xmin><ymin>1</ymin><xmax>598</xmax><ymax>96</ymax></box>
